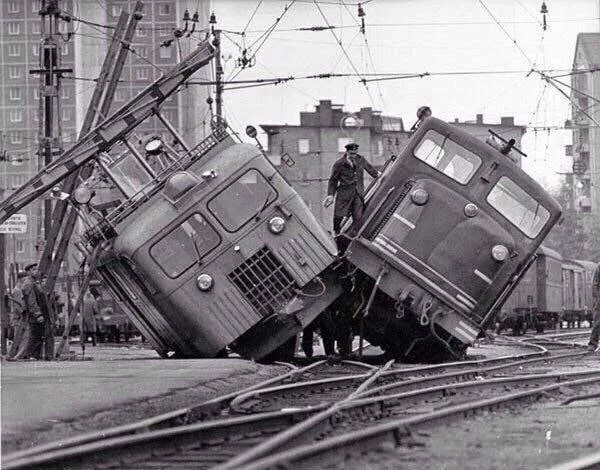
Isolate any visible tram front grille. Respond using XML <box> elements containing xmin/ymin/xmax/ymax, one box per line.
<box><xmin>228</xmin><ymin>246</ymin><xmax>298</xmax><ymax>317</ymax></box>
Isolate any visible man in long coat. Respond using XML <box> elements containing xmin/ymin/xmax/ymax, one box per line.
<box><xmin>323</xmin><ymin>142</ymin><xmax>379</xmax><ymax>236</ymax></box>
<box><xmin>21</xmin><ymin>263</ymin><xmax>48</xmax><ymax>360</ymax></box>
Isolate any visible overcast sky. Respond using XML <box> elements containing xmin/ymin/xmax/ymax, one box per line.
<box><xmin>206</xmin><ymin>0</ymin><xmax>600</xmax><ymax>190</ymax></box>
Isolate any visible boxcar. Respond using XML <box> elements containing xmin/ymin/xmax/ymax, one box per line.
<box><xmin>500</xmin><ymin>246</ymin><xmax>563</xmax><ymax>333</ymax></box>
<box><xmin>338</xmin><ymin>116</ymin><xmax>562</xmax><ymax>361</ymax></box>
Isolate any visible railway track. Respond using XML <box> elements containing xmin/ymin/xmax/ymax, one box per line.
<box><xmin>4</xmin><ymin>340</ymin><xmax>596</xmax><ymax>469</ymax></box>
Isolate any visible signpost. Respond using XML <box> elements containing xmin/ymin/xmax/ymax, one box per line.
<box><xmin>0</xmin><ymin>214</ymin><xmax>27</xmax><ymax>234</ymax></box>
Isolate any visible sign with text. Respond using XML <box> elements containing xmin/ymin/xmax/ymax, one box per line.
<box><xmin>0</xmin><ymin>214</ymin><xmax>27</xmax><ymax>234</ymax></box>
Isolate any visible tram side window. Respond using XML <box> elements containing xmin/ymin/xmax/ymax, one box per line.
<box><xmin>208</xmin><ymin>169</ymin><xmax>277</xmax><ymax>232</ymax></box>
<box><xmin>487</xmin><ymin>176</ymin><xmax>550</xmax><ymax>238</ymax></box>
<box><xmin>413</xmin><ymin>130</ymin><xmax>481</xmax><ymax>184</ymax></box>
<box><xmin>150</xmin><ymin>214</ymin><xmax>220</xmax><ymax>278</ymax></box>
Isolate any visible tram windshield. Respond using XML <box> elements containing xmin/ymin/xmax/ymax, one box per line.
<box><xmin>414</xmin><ymin>130</ymin><xmax>482</xmax><ymax>184</ymax></box>
<box><xmin>150</xmin><ymin>213</ymin><xmax>220</xmax><ymax>278</ymax></box>
<box><xmin>487</xmin><ymin>176</ymin><xmax>550</xmax><ymax>238</ymax></box>
<box><xmin>208</xmin><ymin>169</ymin><xmax>277</xmax><ymax>232</ymax></box>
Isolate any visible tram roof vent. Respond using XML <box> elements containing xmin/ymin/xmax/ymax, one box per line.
<box><xmin>163</xmin><ymin>171</ymin><xmax>200</xmax><ymax>202</ymax></box>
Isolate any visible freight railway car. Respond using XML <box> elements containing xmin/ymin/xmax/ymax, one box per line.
<box><xmin>498</xmin><ymin>248</ymin><xmax>597</xmax><ymax>334</ymax></box>
<box><xmin>334</xmin><ymin>117</ymin><xmax>562</xmax><ymax>361</ymax></box>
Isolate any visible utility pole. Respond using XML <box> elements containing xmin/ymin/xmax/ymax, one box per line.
<box><xmin>209</xmin><ymin>12</ymin><xmax>224</xmax><ymax>123</ymax></box>
<box><xmin>28</xmin><ymin>0</ymin><xmax>72</xmax><ymax>360</ymax></box>
<box><xmin>29</xmin><ymin>0</ymin><xmax>71</xmax><ymax>251</ymax></box>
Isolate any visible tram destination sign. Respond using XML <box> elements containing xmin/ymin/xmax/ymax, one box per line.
<box><xmin>0</xmin><ymin>214</ymin><xmax>27</xmax><ymax>233</ymax></box>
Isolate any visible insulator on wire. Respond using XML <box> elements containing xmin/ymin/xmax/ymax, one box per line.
<box><xmin>183</xmin><ymin>9</ymin><xmax>190</xmax><ymax>21</ymax></box>
<box><xmin>540</xmin><ymin>1</ymin><xmax>548</xmax><ymax>30</ymax></box>
<box><xmin>192</xmin><ymin>11</ymin><xmax>199</xmax><ymax>23</ymax></box>
<box><xmin>358</xmin><ymin>4</ymin><xmax>366</xmax><ymax>34</ymax></box>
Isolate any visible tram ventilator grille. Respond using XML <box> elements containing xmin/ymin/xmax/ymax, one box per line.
<box><xmin>228</xmin><ymin>246</ymin><xmax>298</xmax><ymax>317</ymax></box>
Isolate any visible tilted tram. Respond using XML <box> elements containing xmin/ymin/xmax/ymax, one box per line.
<box><xmin>84</xmin><ymin>131</ymin><xmax>341</xmax><ymax>360</ymax></box>
<box><xmin>335</xmin><ymin>117</ymin><xmax>562</xmax><ymax>361</ymax></box>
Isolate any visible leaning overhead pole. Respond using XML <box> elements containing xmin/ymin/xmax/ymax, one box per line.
<box><xmin>0</xmin><ymin>40</ymin><xmax>216</xmax><ymax>224</ymax></box>
<box><xmin>39</xmin><ymin>4</ymin><xmax>143</xmax><ymax>295</ymax></box>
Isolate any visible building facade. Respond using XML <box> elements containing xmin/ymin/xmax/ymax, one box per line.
<box><xmin>0</xmin><ymin>0</ymin><xmax>77</xmax><ymax>272</ymax></box>
<box><xmin>568</xmin><ymin>33</ymin><xmax>600</xmax><ymax>222</ymax></box>
<box><xmin>1</xmin><ymin>0</ymin><xmax>211</xmax><ymax>280</ymax></box>
<box><xmin>261</xmin><ymin>100</ymin><xmax>525</xmax><ymax>231</ymax></box>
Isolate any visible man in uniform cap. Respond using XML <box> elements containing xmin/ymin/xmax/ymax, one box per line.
<box><xmin>21</xmin><ymin>263</ymin><xmax>49</xmax><ymax>359</ymax></box>
<box><xmin>323</xmin><ymin>142</ymin><xmax>379</xmax><ymax>238</ymax></box>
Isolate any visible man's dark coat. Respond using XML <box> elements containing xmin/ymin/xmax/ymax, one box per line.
<box><xmin>327</xmin><ymin>153</ymin><xmax>378</xmax><ymax>218</ymax></box>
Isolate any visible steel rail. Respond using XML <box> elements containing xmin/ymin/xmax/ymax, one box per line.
<box><xmin>2</xmin><ymin>360</ymin><xmax>331</xmax><ymax>463</ymax></box>
<box><xmin>545</xmin><ymin>451</ymin><xmax>600</xmax><ymax>470</ymax></box>
<box><xmin>238</xmin><ymin>374</ymin><xmax>600</xmax><ymax>470</ymax></box>
<box><xmin>229</xmin><ymin>349</ymin><xmax>582</xmax><ymax>412</ymax></box>
<box><xmin>7</xmin><ymin>368</ymin><xmax>598</xmax><ymax>470</ymax></box>
<box><xmin>358</xmin><ymin>350</ymin><xmax>590</xmax><ymax>398</ymax></box>
<box><xmin>1</xmin><ymin>345</ymin><xmax>569</xmax><ymax>466</ymax></box>
<box><xmin>3</xmin><ymin>361</ymin><xmax>378</xmax><ymax>470</ymax></box>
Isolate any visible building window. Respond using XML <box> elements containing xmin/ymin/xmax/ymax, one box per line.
<box><xmin>8</xmin><ymin>66</ymin><xmax>21</xmax><ymax>78</ymax></box>
<box><xmin>31</xmin><ymin>1</ymin><xmax>39</xmax><ymax>13</ymax></box>
<box><xmin>10</xmin><ymin>132</ymin><xmax>23</xmax><ymax>144</ymax></box>
<box><xmin>32</xmin><ymin>22</ymin><xmax>40</xmax><ymax>34</ymax></box>
<box><xmin>9</xmin><ymin>88</ymin><xmax>22</xmax><ymax>101</ymax></box>
<box><xmin>32</xmin><ymin>44</ymin><xmax>39</xmax><ymax>56</ymax></box>
<box><xmin>114</xmin><ymin>89</ymin><xmax>126</xmax><ymax>102</ymax></box>
<box><xmin>136</xmin><ymin>26</ymin><xmax>147</xmax><ymax>37</ymax></box>
<box><xmin>33</xmin><ymin>88</ymin><xmax>40</xmax><ymax>100</ymax></box>
<box><xmin>61</xmin><ymin>44</ymin><xmax>69</xmax><ymax>56</ymax></box>
<box><xmin>8</xmin><ymin>22</ymin><xmax>21</xmax><ymax>35</ymax></box>
<box><xmin>135</xmin><ymin>68</ymin><xmax>149</xmax><ymax>80</ymax></box>
<box><xmin>33</xmin><ymin>109</ymin><xmax>39</xmax><ymax>122</ymax></box>
<box><xmin>374</xmin><ymin>140</ymin><xmax>383</xmax><ymax>156</ymax></box>
<box><xmin>338</xmin><ymin>137</ymin><xmax>352</xmax><ymax>152</ymax></box>
<box><xmin>58</xmin><ymin>22</ymin><xmax>69</xmax><ymax>34</ymax></box>
<box><xmin>8</xmin><ymin>44</ymin><xmax>21</xmax><ymax>57</ymax></box>
<box><xmin>16</xmin><ymin>240</ymin><xmax>25</xmax><ymax>253</ymax></box>
<box><xmin>158</xmin><ymin>4</ymin><xmax>171</xmax><ymax>15</ymax></box>
<box><xmin>62</xmin><ymin>108</ymin><xmax>71</xmax><ymax>121</ymax></box>
<box><xmin>111</xmin><ymin>5</ymin><xmax>121</xmax><ymax>16</ymax></box>
<box><xmin>298</xmin><ymin>139</ymin><xmax>310</xmax><ymax>154</ymax></box>
<box><xmin>136</xmin><ymin>46</ymin><xmax>149</xmax><ymax>58</ymax></box>
<box><xmin>159</xmin><ymin>47</ymin><xmax>172</xmax><ymax>59</ymax></box>
<box><xmin>8</xmin><ymin>1</ymin><xmax>19</xmax><ymax>13</ymax></box>
<box><xmin>9</xmin><ymin>109</ymin><xmax>23</xmax><ymax>123</ymax></box>
<box><xmin>61</xmin><ymin>87</ymin><xmax>69</xmax><ymax>99</ymax></box>
<box><xmin>11</xmin><ymin>174</ymin><xmax>26</xmax><ymax>189</ymax></box>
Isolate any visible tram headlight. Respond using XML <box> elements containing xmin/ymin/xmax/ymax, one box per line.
<box><xmin>268</xmin><ymin>216</ymin><xmax>286</xmax><ymax>234</ymax></box>
<box><xmin>410</xmin><ymin>188</ymin><xmax>429</xmax><ymax>205</ymax></box>
<box><xmin>491</xmin><ymin>245</ymin><xmax>509</xmax><ymax>262</ymax></box>
<box><xmin>464</xmin><ymin>203</ymin><xmax>479</xmax><ymax>217</ymax></box>
<box><xmin>196</xmin><ymin>273</ymin><xmax>214</xmax><ymax>291</ymax></box>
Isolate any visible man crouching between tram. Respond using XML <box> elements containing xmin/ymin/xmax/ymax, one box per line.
<box><xmin>323</xmin><ymin>142</ymin><xmax>380</xmax><ymax>245</ymax></box>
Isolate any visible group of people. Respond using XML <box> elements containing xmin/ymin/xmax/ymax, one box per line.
<box><xmin>6</xmin><ymin>263</ymin><xmax>52</xmax><ymax>360</ymax></box>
